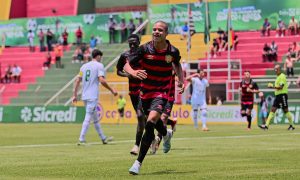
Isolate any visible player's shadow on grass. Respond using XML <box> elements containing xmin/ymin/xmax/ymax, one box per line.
<box><xmin>171</xmin><ymin>147</ymin><xmax>194</xmax><ymax>151</ymax></box>
<box><xmin>144</xmin><ymin>169</ymin><xmax>197</xmax><ymax>176</ymax></box>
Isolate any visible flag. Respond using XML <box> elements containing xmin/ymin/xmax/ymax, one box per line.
<box><xmin>204</xmin><ymin>0</ymin><xmax>211</xmax><ymax>44</ymax></box>
<box><xmin>227</xmin><ymin>8</ymin><xmax>234</xmax><ymax>49</ymax></box>
<box><xmin>187</xmin><ymin>3</ymin><xmax>196</xmax><ymax>52</ymax></box>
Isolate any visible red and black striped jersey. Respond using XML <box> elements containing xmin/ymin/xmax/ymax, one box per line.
<box><xmin>167</xmin><ymin>73</ymin><xmax>176</xmax><ymax>102</ymax></box>
<box><xmin>240</xmin><ymin>79</ymin><xmax>259</xmax><ymax>103</ymax></box>
<box><xmin>129</xmin><ymin>40</ymin><xmax>181</xmax><ymax>100</ymax></box>
<box><xmin>116</xmin><ymin>50</ymin><xmax>141</xmax><ymax>95</ymax></box>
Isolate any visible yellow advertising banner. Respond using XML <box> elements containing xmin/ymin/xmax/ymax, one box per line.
<box><xmin>77</xmin><ymin>102</ymin><xmax>257</xmax><ymax>125</ymax></box>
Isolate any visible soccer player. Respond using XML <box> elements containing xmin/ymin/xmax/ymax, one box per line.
<box><xmin>239</xmin><ymin>71</ymin><xmax>259</xmax><ymax>130</ymax></box>
<box><xmin>124</xmin><ymin>21</ymin><xmax>184</xmax><ymax>175</ymax></box>
<box><xmin>116</xmin><ymin>34</ymin><xmax>146</xmax><ymax>155</ymax></box>
<box><xmin>186</xmin><ymin>69</ymin><xmax>210</xmax><ymax>131</ymax></box>
<box><xmin>259</xmin><ymin>64</ymin><xmax>295</xmax><ymax>130</ymax></box>
<box><xmin>73</xmin><ymin>49</ymin><xmax>118</xmax><ymax>145</ymax></box>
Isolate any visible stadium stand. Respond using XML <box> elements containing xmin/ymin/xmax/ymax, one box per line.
<box><xmin>0</xmin><ymin>47</ymin><xmax>45</xmax><ymax>104</ymax></box>
<box><xmin>9</xmin><ymin>43</ymin><xmax>128</xmax><ymax>105</ymax></box>
<box><xmin>26</xmin><ymin>0</ymin><xmax>78</xmax><ymax>18</ymax></box>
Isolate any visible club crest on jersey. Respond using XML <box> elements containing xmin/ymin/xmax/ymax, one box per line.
<box><xmin>165</xmin><ymin>55</ymin><xmax>173</xmax><ymax>63</ymax></box>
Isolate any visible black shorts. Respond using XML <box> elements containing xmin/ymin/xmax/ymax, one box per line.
<box><xmin>129</xmin><ymin>94</ymin><xmax>142</xmax><ymax>112</ymax></box>
<box><xmin>118</xmin><ymin>108</ymin><xmax>124</xmax><ymax>117</ymax></box>
<box><xmin>55</xmin><ymin>56</ymin><xmax>61</xmax><ymax>61</ymax></box>
<box><xmin>163</xmin><ymin>101</ymin><xmax>174</xmax><ymax>116</ymax></box>
<box><xmin>141</xmin><ymin>97</ymin><xmax>167</xmax><ymax>116</ymax></box>
<box><xmin>241</xmin><ymin>103</ymin><xmax>253</xmax><ymax>111</ymax></box>
<box><xmin>273</xmin><ymin>94</ymin><xmax>288</xmax><ymax>109</ymax></box>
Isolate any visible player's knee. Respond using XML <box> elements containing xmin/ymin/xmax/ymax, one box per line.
<box><xmin>241</xmin><ymin>111</ymin><xmax>246</xmax><ymax>117</ymax></box>
<box><xmin>201</xmin><ymin>109</ymin><xmax>207</xmax><ymax>117</ymax></box>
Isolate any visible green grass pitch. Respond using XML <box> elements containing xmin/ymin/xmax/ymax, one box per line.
<box><xmin>0</xmin><ymin>124</ymin><xmax>299</xmax><ymax>179</ymax></box>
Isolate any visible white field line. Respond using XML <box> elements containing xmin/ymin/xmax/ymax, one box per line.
<box><xmin>0</xmin><ymin>132</ymin><xmax>299</xmax><ymax>149</ymax></box>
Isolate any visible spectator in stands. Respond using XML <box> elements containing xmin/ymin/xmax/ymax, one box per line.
<box><xmin>75</xmin><ymin>26</ymin><xmax>83</xmax><ymax>45</ymax></box>
<box><xmin>83</xmin><ymin>44</ymin><xmax>91</xmax><ymax>62</ymax></box>
<box><xmin>38</xmin><ymin>29</ymin><xmax>45</xmax><ymax>52</ymax></box>
<box><xmin>108</xmin><ymin>17</ymin><xmax>117</xmax><ymax>44</ymax></box>
<box><xmin>72</xmin><ymin>46</ymin><xmax>83</xmax><ymax>63</ymax></box>
<box><xmin>210</xmin><ymin>38</ymin><xmax>219</xmax><ymax>58</ymax></box>
<box><xmin>231</xmin><ymin>35</ymin><xmax>239</xmax><ymax>51</ymax></box>
<box><xmin>128</xmin><ymin>19</ymin><xmax>136</xmax><ymax>35</ymax></box>
<box><xmin>12</xmin><ymin>64</ymin><xmax>22</xmax><ymax>83</ymax></box>
<box><xmin>3</xmin><ymin>65</ymin><xmax>12</xmax><ymax>83</ymax></box>
<box><xmin>284</xmin><ymin>54</ymin><xmax>295</xmax><ymax>77</ymax></box>
<box><xmin>62</xmin><ymin>28</ymin><xmax>69</xmax><ymax>49</ymax></box>
<box><xmin>217</xmin><ymin>27</ymin><xmax>224</xmax><ymax>38</ymax></box>
<box><xmin>89</xmin><ymin>35</ymin><xmax>97</xmax><ymax>50</ymax></box>
<box><xmin>288</xmin><ymin>16</ymin><xmax>298</xmax><ymax>35</ymax></box>
<box><xmin>54</xmin><ymin>43</ymin><xmax>63</xmax><ymax>68</ymax></box>
<box><xmin>261</xmin><ymin>18</ymin><xmax>271</xmax><ymax>36</ymax></box>
<box><xmin>270</xmin><ymin>41</ymin><xmax>278</xmax><ymax>62</ymax></box>
<box><xmin>119</xmin><ymin>18</ymin><xmax>127</xmax><ymax>43</ymax></box>
<box><xmin>180</xmin><ymin>22</ymin><xmax>189</xmax><ymax>40</ymax></box>
<box><xmin>43</xmin><ymin>52</ymin><xmax>52</xmax><ymax>70</ymax></box>
<box><xmin>138</xmin><ymin>18</ymin><xmax>146</xmax><ymax>35</ymax></box>
<box><xmin>262</xmin><ymin>43</ymin><xmax>271</xmax><ymax>62</ymax></box>
<box><xmin>288</xmin><ymin>41</ymin><xmax>299</xmax><ymax>59</ymax></box>
<box><xmin>220</xmin><ymin>32</ymin><xmax>228</xmax><ymax>51</ymax></box>
<box><xmin>27</xmin><ymin>30</ymin><xmax>35</xmax><ymax>52</ymax></box>
<box><xmin>46</xmin><ymin>29</ymin><xmax>54</xmax><ymax>51</ymax></box>
<box><xmin>276</xmin><ymin>19</ymin><xmax>286</xmax><ymax>37</ymax></box>
<box><xmin>216</xmin><ymin>96</ymin><xmax>222</xmax><ymax>106</ymax></box>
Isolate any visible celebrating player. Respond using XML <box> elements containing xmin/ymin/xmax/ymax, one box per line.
<box><xmin>124</xmin><ymin>21</ymin><xmax>184</xmax><ymax>175</ymax></box>
<box><xmin>116</xmin><ymin>34</ymin><xmax>147</xmax><ymax>155</ymax></box>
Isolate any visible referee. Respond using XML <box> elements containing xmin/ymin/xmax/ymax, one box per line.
<box><xmin>259</xmin><ymin>64</ymin><xmax>295</xmax><ymax>130</ymax></box>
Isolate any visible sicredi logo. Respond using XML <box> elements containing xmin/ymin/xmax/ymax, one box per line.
<box><xmin>20</xmin><ymin>107</ymin><xmax>77</xmax><ymax>122</ymax></box>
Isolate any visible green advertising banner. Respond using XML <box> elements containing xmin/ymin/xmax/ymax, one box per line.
<box><xmin>0</xmin><ymin>106</ymin><xmax>85</xmax><ymax>123</ymax></box>
<box><xmin>149</xmin><ymin>0</ymin><xmax>300</xmax><ymax>33</ymax></box>
<box><xmin>257</xmin><ymin>102</ymin><xmax>300</xmax><ymax>126</ymax></box>
<box><xmin>0</xmin><ymin>12</ymin><xmax>146</xmax><ymax>46</ymax></box>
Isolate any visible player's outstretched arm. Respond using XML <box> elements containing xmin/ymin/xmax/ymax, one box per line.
<box><xmin>99</xmin><ymin>76</ymin><xmax>118</xmax><ymax>96</ymax></box>
<box><xmin>72</xmin><ymin>76</ymin><xmax>82</xmax><ymax>103</ymax></box>
<box><xmin>186</xmin><ymin>73</ymin><xmax>199</xmax><ymax>82</ymax></box>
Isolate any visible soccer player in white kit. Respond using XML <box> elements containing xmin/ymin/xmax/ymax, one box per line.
<box><xmin>72</xmin><ymin>49</ymin><xmax>118</xmax><ymax>145</ymax></box>
<box><xmin>186</xmin><ymin>69</ymin><xmax>210</xmax><ymax>131</ymax></box>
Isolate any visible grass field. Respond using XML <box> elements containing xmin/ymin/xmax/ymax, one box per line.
<box><xmin>0</xmin><ymin>123</ymin><xmax>299</xmax><ymax>179</ymax></box>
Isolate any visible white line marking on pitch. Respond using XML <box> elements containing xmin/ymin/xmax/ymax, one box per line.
<box><xmin>0</xmin><ymin>132</ymin><xmax>299</xmax><ymax>149</ymax></box>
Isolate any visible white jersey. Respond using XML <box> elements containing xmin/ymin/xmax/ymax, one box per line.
<box><xmin>79</xmin><ymin>60</ymin><xmax>105</xmax><ymax>101</ymax></box>
<box><xmin>191</xmin><ymin>77</ymin><xmax>209</xmax><ymax>105</ymax></box>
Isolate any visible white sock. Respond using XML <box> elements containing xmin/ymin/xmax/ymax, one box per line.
<box><xmin>79</xmin><ymin>112</ymin><xmax>92</xmax><ymax>141</ymax></box>
<box><xmin>92</xmin><ymin>111</ymin><xmax>106</xmax><ymax>140</ymax></box>
<box><xmin>192</xmin><ymin>109</ymin><xmax>198</xmax><ymax>128</ymax></box>
<box><xmin>201</xmin><ymin>109</ymin><xmax>208</xmax><ymax>128</ymax></box>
